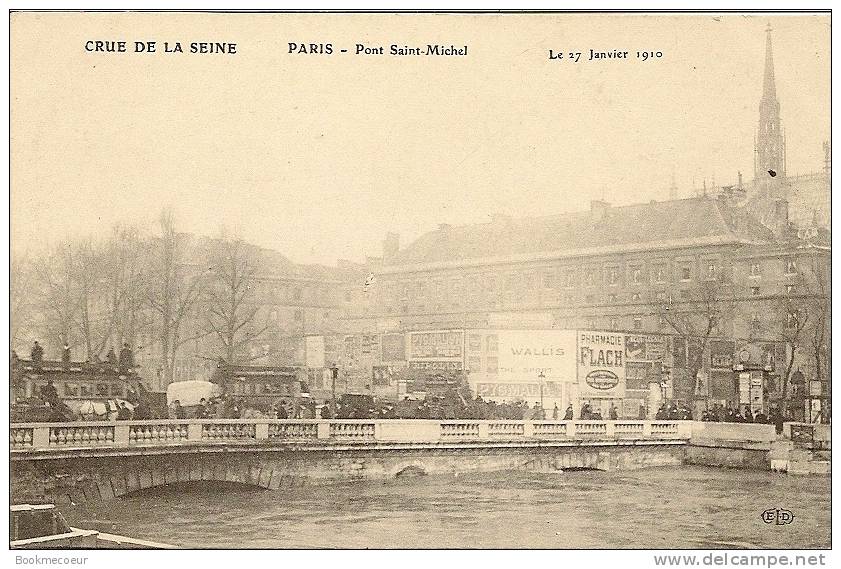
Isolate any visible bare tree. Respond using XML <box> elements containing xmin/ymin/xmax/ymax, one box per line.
<box><xmin>11</xmin><ymin>254</ymin><xmax>36</xmax><ymax>351</ymax></box>
<box><xmin>203</xmin><ymin>236</ymin><xmax>270</xmax><ymax>364</ymax></box>
<box><xmin>146</xmin><ymin>210</ymin><xmax>209</xmax><ymax>386</ymax></box>
<box><xmin>33</xmin><ymin>242</ymin><xmax>79</xmax><ymax>357</ymax></box>
<box><xmin>71</xmin><ymin>237</ymin><xmax>111</xmax><ymax>359</ymax></box>
<box><xmin>772</xmin><ymin>252</ymin><xmax>830</xmax><ymax>405</ymax></box>
<box><xmin>657</xmin><ymin>277</ymin><xmax>736</xmax><ymax>396</ymax></box>
<box><xmin>104</xmin><ymin>224</ymin><xmax>153</xmax><ymax>350</ymax></box>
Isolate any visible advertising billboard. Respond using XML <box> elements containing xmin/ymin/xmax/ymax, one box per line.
<box><xmin>305</xmin><ymin>335</ymin><xmax>325</xmax><ymax>368</ymax></box>
<box><xmin>495</xmin><ymin>329</ymin><xmax>577</xmax><ymax>383</ymax></box>
<box><xmin>578</xmin><ymin>331</ymin><xmax>626</xmax><ymax>398</ymax></box>
<box><xmin>408</xmin><ymin>331</ymin><xmax>463</xmax><ymax>359</ymax></box>
<box><xmin>381</xmin><ymin>333</ymin><xmax>406</xmax><ymax>362</ymax></box>
<box><xmin>624</xmin><ymin>334</ymin><xmax>667</xmax><ymax>362</ymax></box>
<box><xmin>470</xmin><ymin>329</ymin><xmax>577</xmax><ymax>405</ymax></box>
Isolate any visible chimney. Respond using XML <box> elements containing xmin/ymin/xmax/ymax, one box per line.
<box><xmin>590</xmin><ymin>200</ymin><xmax>611</xmax><ymax>221</ymax></box>
<box><xmin>382</xmin><ymin>232</ymin><xmax>399</xmax><ymax>263</ymax></box>
<box><xmin>438</xmin><ymin>223</ymin><xmax>452</xmax><ymax>233</ymax></box>
<box><xmin>772</xmin><ymin>198</ymin><xmax>791</xmax><ymax>238</ymax></box>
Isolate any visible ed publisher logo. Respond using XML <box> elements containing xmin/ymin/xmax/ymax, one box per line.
<box><xmin>761</xmin><ymin>508</ymin><xmax>794</xmax><ymax>525</ymax></box>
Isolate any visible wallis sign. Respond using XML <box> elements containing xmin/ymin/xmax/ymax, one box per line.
<box><xmin>578</xmin><ymin>331</ymin><xmax>626</xmax><ymax>398</ymax></box>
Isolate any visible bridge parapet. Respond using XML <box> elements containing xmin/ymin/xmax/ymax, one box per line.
<box><xmin>11</xmin><ymin>419</ymin><xmax>691</xmax><ymax>454</ymax></box>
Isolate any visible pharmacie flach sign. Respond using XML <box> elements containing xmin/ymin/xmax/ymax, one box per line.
<box><xmin>578</xmin><ymin>331</ymin><xmax>626</xmax><ymax>397</ymax></box>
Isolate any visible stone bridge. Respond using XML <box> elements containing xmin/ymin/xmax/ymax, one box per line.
<box><xmin>11</xmin><ymin>419</ymin><xmax>698</xmax><ymax>504</ymax></box>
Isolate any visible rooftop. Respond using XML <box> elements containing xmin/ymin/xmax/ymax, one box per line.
<box><xmin>386</xmin><ymin>197</ymin><xmax>779</xmax><ymax>270</ymax></box>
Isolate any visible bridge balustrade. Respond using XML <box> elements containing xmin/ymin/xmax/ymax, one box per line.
<box><xmin>10</xmin><ymin>419</ymin><xmax>691</xmax><ymax>453</ymax></box>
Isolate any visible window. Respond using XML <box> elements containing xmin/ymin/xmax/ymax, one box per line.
<box><xmin>709</xmin><ymin>316</ymin><xmax>719</xmax><ymax>331</ymax></box>
<box><xmin>609</xmin><ymin>318</ymin><xmax>619</xmax><ymax>330</ymax></box>
<box><xmin>294</xmin><ymin>309</ymin><xmax>302</xmax><ymax>321</ymax></box>
<box><xmin>64</xmin><ymin>383</ymin><xmax>79</xmax><ymax>397</ymax></box>
<box><xmin>680</xmin><ymin>265</ymin><xmax>692</xmax><ymax>281</ymax></box>
<box><xmin>784</xmin><ymin>258</ymin><xmax>798</xmax><ymax>275</ymax></box>
<box><xmin>565</xmin><ymin>273</ymin><xmax>576</xmax><ymax>288</ymax></box>
<box><xmin>749</xmin><ymin>262</ymin><xmax>762</xmax><ymax>277</ymax></box>
<box><xmin>751</xmin><ymin>313</ymin><xmax>761</xmax><ymax>329</ymax></box>
<box><xmin>655</xmin><ymin>291</ymin><xmax>667</xmax><ymax>302</ymax></box>
<box><xmin>631</xmin><ymin>267</ymin><xmax>642</xmax><ymax>284</ymax></box>
<box><xmin>542</xmin><ymin>271</ymin><xmax>554</xmax><ymax>289</ymax></box>
<box><xmin>607</xmin><ymin>267</ymin><xmax>619</xmax><ymax>286</ymax></box>
<box><xmin>344</xmin><ymin>291</ymin><xmax>352</xmax><ymax>302</ymax></box>
<box><xmin>750</xmin><ymin>287</ymin><xmax>760</xmax><ymax>296</ymax></box>
<box><xmin>785</xmin><ymin>310</ymin><xmax>799</xmax><ymax>329</ymax></box>
<box><xmin>524</xmin><ymin>272</ymin><xmax>537</xmax><ymax>290</ymax></box>
<box><xmin>785</xmin><ymin>284</ymin><xmax>797</xmax><ymax>295</ymax></box>
<box><xmin>633</xmin><ymin>317</ymin><xmax>643</xmax><ymax>330</ymax></box>
<box><xmin>270</xmin><ymin>310</ymin><xmax>278</xmax><ymax>321</ymax></box>
<box><xmin>654</xmin><ymin>264</ymin><xmax>667</xmax><ymax>283</ymax></box>
<box><xmin>293</xmin><ymin>287</ymin><xmax>303</xmax><ymax>301</ymax></box>
<box><xmin>586</xmin><ymin>270</ymin><xmax>596</xmax><ymax>287</ymax></box>
<box><xmin>608</xmin><ymin>293</ymin><xmax>618</xmax><ymax>304</ymax></box>
<box><xmin>705</xmin><ymin>261</ymin><xmax>717</xmax><ymax>280</ymax></box>
<box><xmin>631</xmin><ymin>292</ymin><xmax>642</xmax><ymax>302</ymax></box>
<box><xmin>486</xmin><ymin>336</ymin><xmax>498</xmax><ymax>352</ymax></box>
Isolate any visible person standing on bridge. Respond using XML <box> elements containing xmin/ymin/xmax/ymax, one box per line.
<box><xmin>609</xmin><ymin>403</ymin><xmax>619</xmax><ymax>420</ymax></box>
<box><xmin>30</xmin><ymin>341</ymin><xmax>44</xmax><ymax>366</ymax></box>
<box><xmin>106</xmin><ymin>347</ymin><xmax>118</xmax><ymax>367</ymax></box>
<box><xmin>552</xmin><ymin>403</ymin><xmax>559</xmax><ymax>420</ymax></box>
<box><xmin>119</xmin><ymin>343</ymin><xmax>134</xmax><ymax>371</ymax></box>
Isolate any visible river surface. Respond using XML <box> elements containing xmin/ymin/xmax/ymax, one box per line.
<box><xmin>64</xmin><ymin>466</ymin><xmax>829</xmax><ymax>549</ymax></box>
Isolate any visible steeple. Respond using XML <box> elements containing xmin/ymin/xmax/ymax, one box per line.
<box><xmin>755</xmin><ymin>23</ymin><xmax>786</xmax><ymax>180</ymax></box>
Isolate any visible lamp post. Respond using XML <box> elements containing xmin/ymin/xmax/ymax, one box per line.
<box><xmin>330</xmin><ymin>366</ymin><xmax>338</xmax><ymax>417</ymax></box>
<box><xmin>538</xmin><ymin>371</ymin><xmax>545</xmax><ymax>418</ymax></box>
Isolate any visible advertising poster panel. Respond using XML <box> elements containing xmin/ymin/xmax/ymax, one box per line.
<box><xmin>305</xmin><ymin>336</ymin><xmax>325</xmax><ymax>368</ymax></box>
<box><xmin>578</xmin><ymin>331</ymin><xmax>626</xmax><ymax>398</ymax></box>
<box><xmin>473</xmin><ymin>329</ymin><xmax>576</xmax><ymax>404</ymax></box>
<box><xmin>381</xmin><ymin>333</ymin><xmax>406</xmax><ymax>362</ymax></box>
<box><xmin>406</xmin><ymin>330</ymin><xmax>465</xmax><ymax>372</ymax></box>
<box><xmin>710</xmin><ymin>340</ymin><xmax>735</xmax><ymax>369</ymax></box>
<box><xmin>624</xmin><ymin>334</ymin><xmax>666</xmax><ymax>362</ymax></box>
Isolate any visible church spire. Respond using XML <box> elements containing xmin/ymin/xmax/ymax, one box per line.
<box><xmin>762</xmin><ymin>23</ymin><xmax>777</xmax><ymax>101</ymax></box>
<box><xmin>755</xmin><ymin>23</ymin><xmax>786</xmax><ymax>180</ymax></box>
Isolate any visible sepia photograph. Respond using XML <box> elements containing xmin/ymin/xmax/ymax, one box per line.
<box><xmin>7</xmin><ymin>8</ymin><xmax>832</xmax><ymax>555</ymax></box>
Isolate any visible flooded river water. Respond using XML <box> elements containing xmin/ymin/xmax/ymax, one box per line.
<box><xmin>64</xmin><ymin>466</ymin><xmax>829</xmax><ymax>549</ymax></box>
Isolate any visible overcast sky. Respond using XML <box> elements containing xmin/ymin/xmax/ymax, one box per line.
<box><xmin>11</xmin><ymin>13</ymin><xmax>830</xmax><ymax>265</ymax></box>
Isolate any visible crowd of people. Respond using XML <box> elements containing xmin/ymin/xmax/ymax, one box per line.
<box><xmin>699</xmin><ymin>403</ymin><xmax>791</xmax><ymax>433</ymax></box>
<box><xmin>15</xmin><ymin>340</ymin><xmax>137</xmax><ymax>372</ymax></box>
